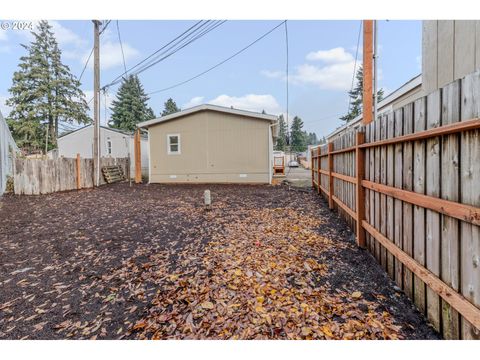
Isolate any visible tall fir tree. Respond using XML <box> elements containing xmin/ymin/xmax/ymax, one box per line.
<box><xmin>6</xmin><ymin>20</ymin><xmax>90</xmax><ymax>152</ymax></box>
<box><xmin>290</xmin><ymin>116</ymin><xmax>307</xmax><ymax>152</ymax></box>
<box><xmin>274</xmin><ymin>114</ymin><xmax>288</xmax><ymax>151</ymax></box>
<box><xmin>109</xmin><ymin>75</ymin><xmax>156</xmax><ymax>132</ymax></box>
<box><xmin>161</xmin><ymin>98</ymin><xmax>181</xmax><ymax>116</ymax></box>
<box><xmin>340</xmin><ymin>65</ymin><xmax>384</xmax><ymax>122</ymax></box>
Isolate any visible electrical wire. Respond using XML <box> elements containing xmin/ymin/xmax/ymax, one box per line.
<box><xmin>99</xmin><ymin>20</ymin><xmax>111</xmax><ymax>35</ymax></box>
<box><xmin>78</xmin><ymin>20</ymin><xmax>111</xmax><ymax>82</ymax></box>
<box><xmin>148</xmin><ymin>20</ymin><xmax>286</xmax><ymax>95</ymax></box>
<box><xmin>109</xmin><ymin>20</ymin><xmax>226</xmax><ymax>88</ymax></box>
<box><xmin>102</xmin><ymin>20</ymin><xmax>207</xmax><ymax>89</ymax></box>
<box><xmin>346</xmin><ymin>20</ymin><xmax>362</xmax><ymax>118</ymax></box>
<box><xmin>116</xmin><ymin>20</ymin><xmax>127</xmax><ymax>75</ymax></box>
<box><xmin>127</xmin><ymin>20</ymin><xmax>225</xmax><ymax>80</ymax></box>
<box><xmin>78</xmin><ymin>47</ymin><xmax>94</xmax><ymax>83</ymax></box>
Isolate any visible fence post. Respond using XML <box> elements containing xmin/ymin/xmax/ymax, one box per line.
<box><xmin>134</xmin><ymin>129</ymin><xmax>142</xmax><ymax>184</ymax></box>
<box><xmin>355</xmin><ymin>131</ymin><xmax>366</xmax><ymax>248</ymax></box>
<box><xmin>317</xmin><ymin>148</ymin><xmax>321</xmax><ymax>194</ymax></box>
<box><xmin>328</xmin><ymin>142</ymin><xmax>334</xmax><ymax>209</ymax></box>
<box><xmin>311</xmin><ymin>148</ymin><xmax>315</xmax><ymax>189</ymax></box>
<box><xmin>76</xmin><ymin>153</ymin><xmax>81</xmax><ymax>190</ymax></box>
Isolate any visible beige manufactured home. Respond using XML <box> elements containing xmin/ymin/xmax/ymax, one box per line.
<box><xmin>138</xmin><ymin>104</ymin><xmax>278</xmax><ymax>184</ymax></box>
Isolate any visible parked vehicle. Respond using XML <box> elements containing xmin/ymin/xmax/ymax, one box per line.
<box><xmin>288</xmin><ymin>160</ymin><xmax>299</xmax><ymax>167</ymax></box>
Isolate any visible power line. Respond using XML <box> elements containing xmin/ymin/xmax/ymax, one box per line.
<box><xmin>148</xmin><ymin>20</ymin><xmax>286</xmax><ymax>95</ymax></box>
<box><xmin>128</xmin><ymin>20</ymin><xmax>225</xmax><ymax>80</ymax></box>
<box><xmin>78</xmin><ymin>20</ymin><xmax>111</xmax><ymax>82</ymax></box>
<box><xmin>99</xmin><ymin>20</ymin><xmax>111</xmax><ymax>35</ymax></box>
<box><xmin>78</xmin><ymin>47</ymin><xmax>94</xmax><ymax>82</ymax></box>
<box><xmin>346</xmin><ymin>20</ymin><xmax>362</xmax><ymax>117</ymax></box>
<box><xmin>116</xmin><ymin>20</ymin><xmax>127</xmax><ymax>75</ymax></box>
<box><xmin>101</xmin><ymin>20</ymin><xmax>206</xmax><ymax>89</ymax></box>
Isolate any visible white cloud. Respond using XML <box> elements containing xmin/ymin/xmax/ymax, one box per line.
<box><xmin>183</xmin><ymin>94</ymin><xmax>284</xmax><ymax>116</ymax></box>
<box><xmin>290</xmin><ymin>61</ymin><xmax>358</xmax><ymax>91</ymax></box>
<box><xmin>211</xmin><ymin>94</ymin><xmax>283</xmax><ymax>115</ymax></box>
<box><xmin>82</xmin><ymin>39</ymin><xmax>140</xmax><ymax>71</ymax></box>
<box><xmin>0</xmin><ymin>30</ymin><xmax>8</xmax><ymax>41</ymax></box>
<box><xmin>260</xmin><ymin>70</ymin><xmax>284</xmax><ymax>79</ymax></box>
<box><xmin>182</xmin><ymin>96</ymin><xmax>204</xmax><ymax>109</ymax></box>
<box><xmin>262</xmin><ymin>47</ymin><xmax>360</xmax><ymax>91</ymax></box>
<box><xmin>306</xmin><ymin>47</ymin><xmax>354</xmax><ymax>63</ymax></box>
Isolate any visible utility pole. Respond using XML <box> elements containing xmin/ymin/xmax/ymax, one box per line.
<box><xmin>362</xmin><ymin>20</ymin><xmax>373</xmax><ymax>125</ymax></box>
<box><xmin>92</xmin><ymin>20</ymin><xmax>101</xmax><ymax>186</ymax></box>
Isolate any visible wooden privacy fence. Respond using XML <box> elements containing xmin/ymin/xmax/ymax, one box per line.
<box><xmin>311</xmin><ymin>70</ymin><xmax>480</xmax><ymax>340</ymax></box>
<box><xmin>14</xmin><ymin>156</ymin><xmax>128</xmax><ymax>195</ymax></box>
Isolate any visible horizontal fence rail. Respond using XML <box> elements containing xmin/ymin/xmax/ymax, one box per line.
<box><xmin>311</xmin><ymin>70</ymin><xmax>480</xmax><ymax>340</ymax></box>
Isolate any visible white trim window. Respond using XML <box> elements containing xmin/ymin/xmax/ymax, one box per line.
<box><xmin>106</xmin><ymin>140</ymin><xmax>112</xmax><ymax>155</ymax></box>
<box><xmin>167</xmin><ymin>134</ymin><xmax>181</xmax><ymax>155</ymax></box>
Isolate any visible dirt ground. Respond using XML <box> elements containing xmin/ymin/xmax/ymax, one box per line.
<box><xmin>0</xmin><ymin>183</ymin><xmax>439</xmax><ymax>339</ymax></box>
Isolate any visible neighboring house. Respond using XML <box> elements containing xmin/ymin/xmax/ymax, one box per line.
<box><xmin>327</xmin><ymin>74</ymin><xmax>424</xmax><ymax>141</ymax></box>
<box><xmin>138</xmin><ymin>104</ymin><xmax>278</xmax><ymax>184</ymax></box>
<box><xmin>54</xmin><ymin>125</ymin><xmax>149</xmax><ymax>176</ymax></box>
<box><xmin>0</xmin><ymin>111</ymin><xmax>19</xmax><ymax>195</ymax></box>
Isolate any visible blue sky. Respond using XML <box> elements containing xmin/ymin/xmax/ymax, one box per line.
<box><xmin>0</xmin><ymin>20</ymin><xmax>422</xmax><ymax>138</ymax></box>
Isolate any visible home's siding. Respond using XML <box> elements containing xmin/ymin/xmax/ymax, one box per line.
<box><xmin>0</xmin><ymin>112</ymin><xmax>18</xmax><ymax>195</ymax></box>
<box><xmin>423</xmin><ymin>20</ymin><xmax>480</xmax><ymax>92</ymax></box>
<box><xmin>148</xmin><ymin>110</ymin><xmax>271</xmax><ymax>183</ymax></box>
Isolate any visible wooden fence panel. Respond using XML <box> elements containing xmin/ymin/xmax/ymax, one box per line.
<box><xmin>310</xmin><ymin>71</ymin><xmax>480</xmax><ymax>339</ymax></box>
<box><xmin>14</xmin><ymin>157</ymin><xmax>128</xmax><ymax>195</ymax></box>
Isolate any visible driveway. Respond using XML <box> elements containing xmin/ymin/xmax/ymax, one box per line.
<box><xmin>285</xmin><ymin>165</ymin><xmax>312</xmax><ymax>188</ymax></box>
<box><xmin>0</xmin><ymin>183</ymin><xmax>438</xmax><ymax>339</ymax></box>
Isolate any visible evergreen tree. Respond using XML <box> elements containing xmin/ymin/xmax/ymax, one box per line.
<box><xmin>6</xmin><ymin>20</ymin><xmax>90</xmax><ymax>152</ymax></box>
<box><xmin>109</xmin><ymin>75</ymin><xmax>156</xmax><ymax>132</ymax></box>
<box><xmin>305</xmin><ymin>132</ymin><xmax>318</xmax><ymax>146</ymax></box>
<box><xmin>161</xmin><ymin>98</ymin><xmax>181</xmax><ymax>116</ymax></box>
<box><xmin>274</xmin><ymin>114</ymin><xmax>288</xmax><ymax>151</ymax></box>
<box><xmin>340</xmin><ymin>65</ymin><xmax>384</xmax><ymax>122</ymax></box>
<box><xmin>290</xmin><ymin>116</ymin><xmax>307</xmax><ymax>152</ymax></box>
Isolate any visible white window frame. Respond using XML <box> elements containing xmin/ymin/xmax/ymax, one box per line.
<box><xmin>167</xmin><ymin>133</ymin><xmax>181</xmax><ymax>155</ymax></box>
<box><xmin>106</xmin><ymin>140</ymin><xmax>112</xmax><ymax>155</ymax></box>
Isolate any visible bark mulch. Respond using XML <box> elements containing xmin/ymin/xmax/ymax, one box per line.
<box><xmin>0</xmin><ymin>183</ymin><xmax>439</xmax><ymax>340</ymax></box>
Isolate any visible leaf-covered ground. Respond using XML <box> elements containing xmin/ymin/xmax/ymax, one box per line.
<box><xmin>0</xmin><ymin>183</ymin><xmax>439</xmax><ymax>339</ymax></box>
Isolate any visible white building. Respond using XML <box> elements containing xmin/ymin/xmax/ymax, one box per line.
<box><xmin>0</xmin><ymin>111</ymin><xmax>19</xmax><ymax>195</ymax></box>
<box><xmin>54</xmin><ymin>125</ymin><xmax>149</xmax><ymax>176</ymax></box>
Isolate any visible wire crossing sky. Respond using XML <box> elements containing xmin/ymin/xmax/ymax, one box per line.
<box><xmin>0</xmin><ymin>20</ymin><xmax>422</xmax><ymax>137</ymax></box>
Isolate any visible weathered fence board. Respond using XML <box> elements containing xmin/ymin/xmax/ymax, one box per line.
<box><xmin>14</xmin><ymin>157</ymin><xmax>128</xmax><ymax>195</ymax></box>
<box><xmin>413</xmin><ymin>96</ymin><xmax>427</xmax><ymax>316</ymax></box>
<box><xmin>460</xmin><ymin>71</ymin><xmax>480</xmax><ymax>340</ymax></box>
<box><xmin>426</xmin><ymin>89</ymin><xmax>442</xmax><ymax>331</ymax></box>
<box><xmin>310</xmin><ymin>69</ymin><xmax>480</xmax><ymax>339</ymax></box>
<box><xmin>440</xmin><ymin>79</ymin><xmax>461</xmax><ymax>339</ymax></box>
